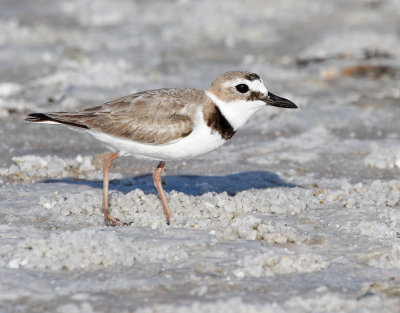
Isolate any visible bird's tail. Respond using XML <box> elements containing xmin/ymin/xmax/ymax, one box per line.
<box><xmin>25</xmin><ymin>113</ymin><xmax>57</xmax><ymax>123</ymax></box>
<box><xmin>25</xmin><ymin>113</ymin><xmax>89</xmax><ymax>129</ymax></box>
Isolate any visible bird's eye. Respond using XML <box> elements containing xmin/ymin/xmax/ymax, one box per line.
<box><xmin>235</xmin><ymin>84</ymin><xmax>249</xmax><ymax>93</ymax></box>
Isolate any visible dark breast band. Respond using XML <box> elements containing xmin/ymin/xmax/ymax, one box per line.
<box><xmin>206</xmin><ymin>105</ymin><xmax>235</xmax><ymax>140</ymax></box>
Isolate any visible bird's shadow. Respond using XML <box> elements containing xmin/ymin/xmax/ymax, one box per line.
<box><xmin>43</xmin><ymin>171</ymin><xmax>296</xmax><ymax>196</ymax></box>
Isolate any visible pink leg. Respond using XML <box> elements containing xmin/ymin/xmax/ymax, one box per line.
<box><xmin>101</xmin><ymin>151</ymin><xmax>129</xmax><ymax>226</ymax></box>
<box><xmin>153</xmin><ymin>161</ymin><xmax>172</xmax><ymax>225</ymax></box>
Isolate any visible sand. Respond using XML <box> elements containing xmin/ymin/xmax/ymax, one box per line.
<box><xmin>0</xmin><ymin>0</ymin><xmax>400</xmax><ymax>312</ymax></box>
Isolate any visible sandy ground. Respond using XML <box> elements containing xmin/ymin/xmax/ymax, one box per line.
<box><xmin>1</xmin><ymin>0</ymin><xmax>400</xmax><ymax>312</ymax></box>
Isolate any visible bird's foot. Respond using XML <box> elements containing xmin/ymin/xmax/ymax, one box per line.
<box><xmin>104</xmin><ymin>214</ymin><xmax>132</xmax><ymax>227</ymax></box>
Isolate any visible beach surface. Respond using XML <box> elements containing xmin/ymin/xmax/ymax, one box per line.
<box><xmin>0</xmin><ymin>1</ymin><xmax>400</xmax><ymax>312</ymax></box>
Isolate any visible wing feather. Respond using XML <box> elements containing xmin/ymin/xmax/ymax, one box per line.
<box><xmin>44</xmin><ymin>89</ymin><xmax>202</xmax><ymax>144</ymax></box>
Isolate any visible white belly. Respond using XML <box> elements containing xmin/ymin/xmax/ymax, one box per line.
<box><xmin>88</xmin><ymin>110</ymin><xmax>227</xmax><ymax>161</ymax></box>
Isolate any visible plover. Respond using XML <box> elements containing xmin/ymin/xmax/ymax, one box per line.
<box><xmin>26</xmin><ymin>71</ymin><xmax>297</xmax><ymax>226</ymax></box>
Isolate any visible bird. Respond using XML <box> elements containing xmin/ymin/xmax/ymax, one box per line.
<box><xmin>25</xmin><ymin>71</ymin><xmax>297</xmax><ymax>226</ymax></box>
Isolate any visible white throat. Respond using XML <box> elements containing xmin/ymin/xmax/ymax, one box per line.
<box><xmin>205</xmin><ymin>91</ymin><xmax>264</xmax><ymax>130</ymax></box>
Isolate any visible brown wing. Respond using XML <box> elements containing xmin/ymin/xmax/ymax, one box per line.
<box><xmin>42</xmin><ymin>89</ymin><xmax>200</xmax><ymax>144</ymax></box>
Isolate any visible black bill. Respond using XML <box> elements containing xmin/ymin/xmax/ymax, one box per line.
<box><xmin>264</xmin><ymin>92</ymin><xmax>297</xmax><ymax>109</ymax></box>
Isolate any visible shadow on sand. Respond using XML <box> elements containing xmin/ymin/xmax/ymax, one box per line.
<box><xmin>43</xmin><ymin>171</ymin><xmax>296</xmax><ymax>196</ymax></box>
